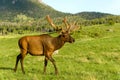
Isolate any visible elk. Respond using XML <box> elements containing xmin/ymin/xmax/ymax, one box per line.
<box><xmin>14</xmin><ymin>15</ymin><xmax>78</xmax><ymax>75</ymax></box>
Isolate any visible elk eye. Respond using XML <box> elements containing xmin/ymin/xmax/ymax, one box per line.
<box><xmin>62</xmin><ymin>35</ymin><xmax>65</xmax><ymax>37</ymax></box>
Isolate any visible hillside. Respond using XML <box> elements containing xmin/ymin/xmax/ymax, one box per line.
<box><xmin>0</xmin><ymin>0</ymin><xmax>115</xmax><ymax>21</ymax></box>
<box><xmin>75</xmin><ymin>12</ymin><xmax>113</xmax><ymax>20</ymax></box>
<box><xmin>0</xmin><ymin>0</ymin><xmax>66</xmax><ymax>21</ymax></box>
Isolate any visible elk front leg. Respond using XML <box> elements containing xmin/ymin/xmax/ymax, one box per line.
<box><xmin>43</xmin><ymin>57</ymin><xmax>48</xmax><ymax>74</ymax></box>
<box><xmin>49</xmin><ymin>57</ymin><xmax>58</xmax><ymax>75</ymax></box>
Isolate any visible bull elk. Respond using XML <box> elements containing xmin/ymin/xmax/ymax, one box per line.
<box><xmin>14</xmin><ymin>15</ymin><xmax>78</xmax><ymax>75</ymax></box>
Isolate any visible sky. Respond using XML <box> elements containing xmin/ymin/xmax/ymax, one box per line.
<box><xmin>43</xmin><ymin>0</ymin><xmax>120</xmax><ymax>15</ymax></box>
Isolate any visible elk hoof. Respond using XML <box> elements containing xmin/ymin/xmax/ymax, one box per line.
<box><xmin>43</xmin><ymin>72</ymin><xmax>47</xmax><ymax>75</ymax></box>
<box><xmin>55</xmin><ymin>71</ymin><xmax>58</xmax><ymax>75</ymax></box>
<box><xmin>13</xmin><ymin>68</ymin><xmax>16</xmax><ymax>72</ymax></box>
<box><xmin>22</xmin><ymin>71</ymin><xmax>25</xmax><ymax>74</ymax></box>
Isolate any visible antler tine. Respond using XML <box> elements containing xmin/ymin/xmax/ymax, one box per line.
<box><xmin>46</xmin><ymin>15</ymin><xmax>57</xmax><ymax>30</ymax></box>
<box><xmin>62</xmin><ymin>17</ymin><xmax>70</xmax><ymax>30</ymax></box>
<box><xmin>70</xmin><ymin>21</ymin><xmax>79</xmax><ymax>32</ymax></box>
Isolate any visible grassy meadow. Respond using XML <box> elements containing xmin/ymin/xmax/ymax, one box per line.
<box><xmin>0</xmin><ymin>24</ymin><xmax>120</xmax><ymax>80</ymax></box>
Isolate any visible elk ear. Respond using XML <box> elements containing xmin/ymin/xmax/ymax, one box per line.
<box><xmin>65</xmin><ymin>30</ymin><xmax>69</xmax><ymax>34</ymax></box>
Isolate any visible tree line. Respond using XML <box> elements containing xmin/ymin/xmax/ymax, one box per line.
<box><xmin>0</xmin><ymin>14</ymin><xmax>120</xmax><ymax>35</ymax></box>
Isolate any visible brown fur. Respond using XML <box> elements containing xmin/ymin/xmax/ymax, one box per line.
<box><xmin>14</xmin><ymin>31</ymin><xmax>75</xmax><ymax>74</ymax></box>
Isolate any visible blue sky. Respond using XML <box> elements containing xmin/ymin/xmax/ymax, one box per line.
<box><xmin>43</xmin><ymin>0</ymin><xmax>120</xmax><ymax>15</ymax></box>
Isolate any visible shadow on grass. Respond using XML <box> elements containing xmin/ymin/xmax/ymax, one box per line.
<box><xmin>0</xmin><ymin>67</ymin><xmax>14</xmax><ymax>70</ymax></box>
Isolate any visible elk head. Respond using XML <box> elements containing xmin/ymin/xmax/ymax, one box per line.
<box><xmin>46</xmin><ymin>15</ymin><xmax>78</xmax><ymax>43</ymax></box>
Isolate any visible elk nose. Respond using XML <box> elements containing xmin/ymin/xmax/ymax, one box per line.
<box><xmin>73</xmin><ymin>39</ymin><xmax>75</xmax><ymax>42</ymax></box>
<box><xmin>70</xmin><ymin>38</ymin><xmax>75</xmax><ymax>43</ymax></box>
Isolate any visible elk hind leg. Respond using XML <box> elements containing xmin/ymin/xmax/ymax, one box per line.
<box><xmin>14</xmin><ymin>54</ymin><xmax>21</xmax><ymax>72</ymax></box>
<box><xmin>20</xmin><ymin>51</ymin><xmax>27</xmax><ymax>74</ymax></box>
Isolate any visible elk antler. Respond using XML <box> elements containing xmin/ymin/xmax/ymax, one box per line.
<box><xmin>62</xmin><ymin>17</ymin><xmax>70</xmax><ymax>30</ymax></box>
<box><xmin>69</xmin><ymin>21</ymin><xmax>80</xmax><ymax>32</ymax></box>
<box><xmin>62</xmin><ymin>17</ymin><xmax>79</xmax><ymax>33</ymax></box>
<box><xmin>46</xmin><ymin>15</ymin><xmax>57</xmax><ymax>30</ymax></box>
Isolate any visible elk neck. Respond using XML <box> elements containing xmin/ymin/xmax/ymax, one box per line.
<box><xmin>53</xmin><ymin>35</ymin><xmax>65</xmax><ymax>50</ymax></box>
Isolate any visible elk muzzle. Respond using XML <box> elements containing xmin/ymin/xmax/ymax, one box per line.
<box><xmin>69</xmin><ymin>37</ymin><xmax>75</xmax><ymax>43</ymax></box>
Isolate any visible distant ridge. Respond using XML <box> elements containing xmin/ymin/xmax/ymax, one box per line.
<box><xmin>75</xmin><ymin>12</ymin><xmax>113</xmax><ymax>20</ymax></box>
<box><xmin>0</xmin><ymin>0</ymin><xmax>114</xmax><ymax>21</ymax></box>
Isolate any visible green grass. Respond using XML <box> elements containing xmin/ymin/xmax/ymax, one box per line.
<box><xmin>0</xmin><ymin>24</ymin><xmax>120</xmax><ymax>80</ymax></box>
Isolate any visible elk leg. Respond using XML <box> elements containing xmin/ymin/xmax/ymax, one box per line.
<box><xmin>14</xmin><ymin>54</ymin><xmax>21</xmax><ymax>72</ymax></box>
<box><xmin>49</xmin><ymin>57</ymin><xmax>58</xmax><ymax>75</ymax></box>
<box><xmin>20</xmin><ymin>57</ymin><xmax>24</xmax><ymax>74</ymax></box>
<box><xmin>20</xmin><ymin>50</ymin><xmax>27</xmax><ymax>74</ymax></box>
<box><xmin>43</xmin><ymin>57</ymin><xmax>48</xmax><ymax>74</ymax></box>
